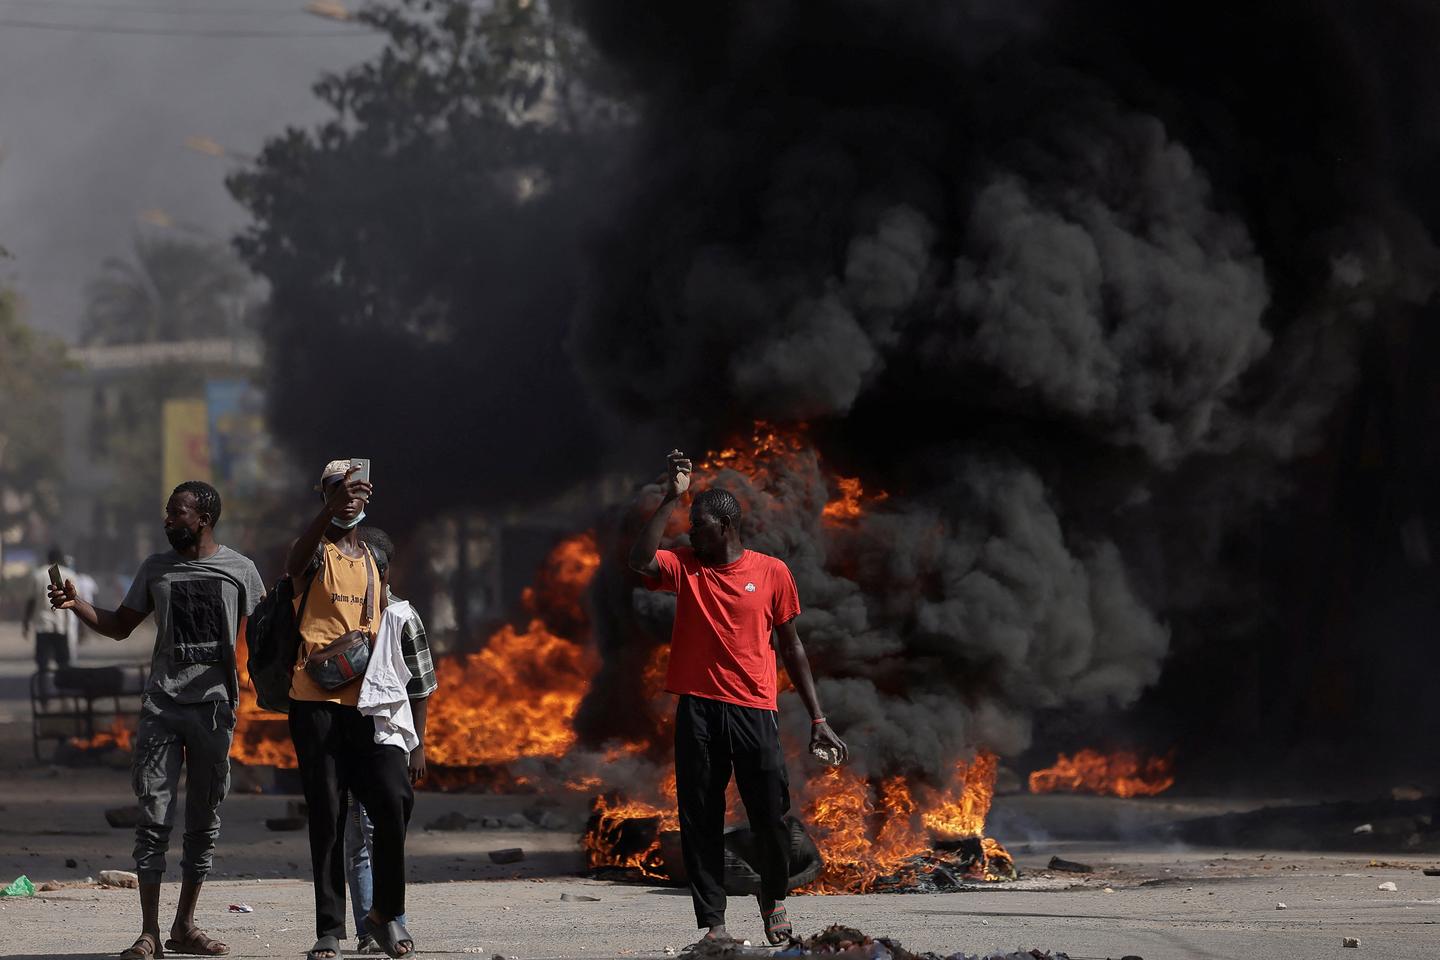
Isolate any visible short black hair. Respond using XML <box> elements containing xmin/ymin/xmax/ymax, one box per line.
<box><xmin>692</xmin><ymin>487</ymin><xmax>742</xmax><ymax>527</ymax></box>
<box><xmin>172</xmin><ymin>480</ymin><xmax>222</xmax><ymax>527</ymax></box>
<box><xmin>359</xmin><ymin>526</ymin><xmax>395</xmax><ymax>578</ymax></box>
<box><xmin>47</xmin><ymin>546</ymin><xmax>65</xmax><ymax>565</ymax></box>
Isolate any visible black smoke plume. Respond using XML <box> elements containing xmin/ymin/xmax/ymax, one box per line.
<box><xmin>565</xmin><ymin>0</ymin><xmax>1440</xmax><ymax>783</ymax></box>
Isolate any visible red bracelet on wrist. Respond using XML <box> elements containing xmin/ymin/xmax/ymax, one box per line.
<box><xmin>812</xmin><ymin>716</ymin><xmax>826</xmax><ymax>724</ymax></box>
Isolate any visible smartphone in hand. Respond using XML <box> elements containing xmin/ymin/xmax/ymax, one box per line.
<box><xmin>48</xmin><ymin>564</ymin><xmax>63</xmax><ymax>590</ymax></box>
<box><xmin>350</xmin><ymin>459</ymin><xmax>371</xmax><ymax>498</ymax></box>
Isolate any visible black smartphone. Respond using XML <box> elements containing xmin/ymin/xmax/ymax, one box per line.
<box><xmin>48</xmin><ymin>564</ymin><xmax>63</xmax><ymax>589</ymax></box>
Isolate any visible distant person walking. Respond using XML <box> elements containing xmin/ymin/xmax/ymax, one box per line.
<box><xmin>629</xmin><ymin>450</ymin><xmax>848</xmax><ymax>947</ymax></box>
<box><xmin>48</xmin><ymin>481</ymin><xmax>264</xmax><ymax>960</ymax></box>
<box><xmin>287</xmin><ymin>461</ymin><xmax>415</xmax><ymax>960</ymax></box>
<box><xmin>24</xmin><ymin>547</ymin><xmax>76</xmax><ymax>671</ymax></box>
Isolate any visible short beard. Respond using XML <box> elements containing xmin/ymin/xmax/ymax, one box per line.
<box><xmin>165</xmin><ymin>526</ymin><xmax>199</xmax><ymax>552</ymax></box>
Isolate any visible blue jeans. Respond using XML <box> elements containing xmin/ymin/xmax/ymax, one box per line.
<box><xmin>345</xmin><ymin>792</ymin><xmax>408</xmax><ymax>936</ymax></box>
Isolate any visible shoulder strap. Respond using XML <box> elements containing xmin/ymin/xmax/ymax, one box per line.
<box><xmin>360</xmin><ymin>542</ymin><xmax>376</xmax><ymax>627</ymax></box>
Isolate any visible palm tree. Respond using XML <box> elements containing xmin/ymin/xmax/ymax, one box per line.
<box><xmin>82</xmin><ymin>234</ymin><xmax>255</xmax><ymax>345</ymax></box>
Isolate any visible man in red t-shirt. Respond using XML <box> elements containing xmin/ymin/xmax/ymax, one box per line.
<box><xmin>630</xmin><ymin>449</ymin><xmax>848</xmax><ymax>946</ymax></box>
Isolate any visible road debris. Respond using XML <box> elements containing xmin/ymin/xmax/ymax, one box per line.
<box><xmin>103</xmin><ymin>807</ymin><xmax>140</xmax><ymax>829</ymax></box>
<box><xmin>1</xmin><ymin>876</ymin><xmax>36</xmax><ymax>897</ymax></box>
<box><xmin>98</xmin><ymin>870</ymin><xmax>138</xmax><ymax>889</ymax></box>
<box><xmin>1342</xmin><ymin>937</ymin><xmax>1361</xmax><ymax>948</ymax></box>
<box><xmin>1377</xmin><ymin>881</ymin><xmax>1397</xmax><ymax>892</ymax></box>
<box><xmin>1046</xmin><ymin>857</ymin><xmax>1093</xmax><ymax>874</ymax></box>
<box><xmin>489</xmin><ymin>848</ymin><xmax>525</xmax><ymax>864</ymax></box>
<box><xmin>228</xmin><ymin>903</ymin><xmax>254</xmax><ymax>913</ymax></box>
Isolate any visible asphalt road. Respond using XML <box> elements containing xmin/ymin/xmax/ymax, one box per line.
<box><xmin>2</xmin><ymin>622</ymin><xmax>1438</xmax><ymax>960</ymax></box>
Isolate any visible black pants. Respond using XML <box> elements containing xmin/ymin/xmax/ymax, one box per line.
<box><xmin>35</xmin><ymin>631</ymin><xmax>70</xmax><ymax>670</ymax></box>
<box><xmin>289</xmin><ymin>699</ymin><xmax>414</xmax><ymax>940</ymax></box>
<box><xmin>675</xmin><ymin>694</ymin><xmax>791</xmax><ymax>928</ymax></box>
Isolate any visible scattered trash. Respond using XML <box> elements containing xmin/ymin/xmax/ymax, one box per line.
<box><xmin>38</xmin><ymin>881</ymin><xmax>64</xmax><ymax>892</ymax></box>
<box><xmin>426</xmin><ymin>812</ymin><xmax>472</xmax><ymax>832</ymax></box>
<box><xmin>1102</xmin><ymin>887</ymin><xmax>1115</xmax><ymax>894</ymax></box>
<box><xmin>1353</xmin><ymin>824</ymin><xmax>1374</xmax><ymax>835</ymax></box>
<box><xmin>1276</xmin><ymin>903</ymin><xmax>1287</xmax><ymax>910</ymax></box>
<box><xmin>264</xmin><ymin>817</ymin><xmax>306</xmax><ymax>832</ymax></box>
<box><xmin>1046</xmin><ymin>856</ymin><xmax>1093</xmax><ymax>874</ymax></box>
<box><xmin>64</xmin><ymin>858</ymin><xmax>77</xmax><ymax>869</ymax></box>
<box><xmin>664</xmin><ymin>948</ymin><xmax>676</xmax><ymax>956</ymax></box>
<box><xmin>1377</xmin><ymin>881</ymin><xmax>1397</xmax><ymax>892</ymax></box>
<box><xmin>560</xmin><ymin>893</ymin><xmax>600</xmax><ymax>902</ymax></box>
<box><xmin>0</xmin><ymin>876</ymin><xmax>36</xmax><ymax>898</ymax></box>
<box><xmin>98</xmin><ymin>870</ymin><xmax>139</xmax><ymax>889</ymax></box>
<box><xmin>104</xmin><ymin>807</ymin><xmax>140</xmax><ymax>829</ymax></box>
<box><xmin>228</xmin><ymin>903</ymin><xmax>254</xmax><ymax>913</ymax></box>
<box><xmin>1342</xmin><ymin>937</ymin><xmax>1361</xmax><ymax>948</ymax></box>
<box><xmin>489</xmin><ymin>848</ymin><xmax>525</xmax><ymax>865</ymax></box>
<box><xmin>1424</xmin><ymin>868</ymin><xmax>1440</xmax><ymax>877</ymax></box>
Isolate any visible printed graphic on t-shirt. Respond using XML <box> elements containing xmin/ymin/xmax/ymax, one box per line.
<box><xmin>170</xmin><ymin>579</ymin><xmax>227</xmax><ymax>665</ymax></box>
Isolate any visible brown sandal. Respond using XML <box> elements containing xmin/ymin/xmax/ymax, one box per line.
<box><xmin>120</xmin><ymin>933</ymin><xmax>165</xmax><ymax>960</ymax></box>
<box><xmin>164</xmin><ymin>928</ymin><xmax>229</xmax><ymax>956</ymax></box>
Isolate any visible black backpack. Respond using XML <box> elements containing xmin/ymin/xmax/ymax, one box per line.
<box><xmin>245</xmin><ymin>573</ymin><xmax>312</xmax><ymax>714</ymax></box>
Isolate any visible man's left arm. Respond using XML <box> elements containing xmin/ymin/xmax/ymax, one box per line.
<box><xmin>408</xmin><ymin>694</ymin><xmax>428</xmax><ymax>784</ymax></box>
<box><xmin>776</xmin><ymin>619</ymin><xmax>848</xmax><ymax>762</ymax></box>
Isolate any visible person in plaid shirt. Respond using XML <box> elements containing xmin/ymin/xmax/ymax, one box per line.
<box><xmin>344</xmin><ymin>526</ymin><xmax>436</xmax><ymax>953</ymax></box>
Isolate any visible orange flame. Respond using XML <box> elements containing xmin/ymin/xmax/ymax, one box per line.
<box><xmin>522</xmin><ymin>532</ymin><xmax>601</xmax><ymax>628</ymax></box>
<box><xmin>798</xmin><ymin>751</ymin><xmax>1012</xmax><ymax>893</ymax></box>
<box><xmin>426</xmin><ymin>619</ymin><xmax>594</xmax><ymax>766</ymax></box>
<box><xmin>821</xmin><ymin>476</ymin><xmax>889</xmax><ymax>524</ymax></box>
<box><xmin>1028</xmin><ymin>748</ymin><xmax>1175</xmax><ymax>798</ymax></box>
<box><xmin>68</xmin><ymin>715</ymin><xmax>134</xmax><ymax>752</ymax></box>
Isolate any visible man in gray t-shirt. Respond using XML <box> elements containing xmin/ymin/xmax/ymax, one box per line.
<box><xmin>50</xmin><ymin>480</ymin><xmax>263</xmax><ymax>960</ymax></box>
<box><xmin>123</xmin><ymin>545</ymin><xmax>264</xmax><ymax>705</ymax></box>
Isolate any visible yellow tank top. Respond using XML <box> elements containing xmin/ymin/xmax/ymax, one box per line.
<box><xmin>288</xmin><ymin>540</ymin><xmax>381</xmax><ymax>706</ymax></box>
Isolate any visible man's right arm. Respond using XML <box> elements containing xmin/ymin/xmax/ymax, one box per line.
<box><xmin>48</xmin><ymin>579</ymin><xmax>147</xmax><ymax>640</ymax></box>
<box><xmin>628</xmin><ymin>449</ymin><xmax>693</xmax><ymax>578</ymax></box>
<box><xmin>286</xmin><ymin>466</ymin><xmax>371</xmax><ymax>579</ymax></box>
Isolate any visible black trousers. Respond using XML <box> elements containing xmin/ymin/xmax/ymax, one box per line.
<box><xmin>289</xmin><ymin>698</ymin><xmax>414</xmax><ymax>940</ymax></box>
<box><xmin>675</xmin><ymin>694</ymin><xmax>791</xmax><ymax>928</ymax></box>
<box><xmin>35</xmin><ymin>631</ymin><xmax>70</xmax><ymax>670</ymax></box>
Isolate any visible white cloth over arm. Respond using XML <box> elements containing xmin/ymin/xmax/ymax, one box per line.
<box><xmin>358</xmin><ymin>600</ymin><xmax>419</xmax><ymax>753</ymax></box>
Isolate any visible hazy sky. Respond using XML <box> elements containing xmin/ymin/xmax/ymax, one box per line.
<box><xmin>0</xmin><ymin>0</ymin><xmax>384</xmax><ymax>342</ymax></box>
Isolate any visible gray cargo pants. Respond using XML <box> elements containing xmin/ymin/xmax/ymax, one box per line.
<box><xmin>131</xmin><ymin>692</ymin><xmax>236</xmax><ymax>884</ymax></box>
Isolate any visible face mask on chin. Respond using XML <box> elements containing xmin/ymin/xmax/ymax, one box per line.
<box><xmin>166</xmin><ymin>525</ymin><xmax>199</xmax><ymax>551</ymax></box>
<box><xmin>330</xmin><ymin>510</ymin><xmax>366</xmax><ymax>530</ymax></box>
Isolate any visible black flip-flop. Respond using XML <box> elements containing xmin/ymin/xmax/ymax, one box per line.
<box><xmin>306</xmin><ymin>935</ymin><xmax>341</xmax><ymax>960</ymax></box>
<box><xmin>372</xmin><ymin>919</ymin><xmax>415</xmax><ymax>958</ymax></box>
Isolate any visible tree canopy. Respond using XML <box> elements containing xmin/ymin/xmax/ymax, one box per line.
<box><xmin>228</xmin><ymin>0</ymin><xmax>624</xmax><ymax>524</ymax></box>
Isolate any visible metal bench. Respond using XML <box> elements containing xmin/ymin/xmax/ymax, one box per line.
<box><xmin>30</xmin><ymin>665</ymin><xmax>147</xmax><ymax>763</ymax></box>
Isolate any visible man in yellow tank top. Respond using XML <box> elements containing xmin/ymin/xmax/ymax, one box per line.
<box><xmin>285</xmin><ymin>460</ymin><xmax>414</xmax><ymax>960</ymax></box>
